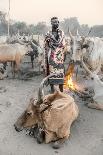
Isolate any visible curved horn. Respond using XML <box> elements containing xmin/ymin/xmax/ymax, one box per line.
<box><xmin>76</xmin><ymin>29</ymin><xmax>79</xmax><ymax>36</ymax></box>
<box><xmin>68</xmin><ymin>27</ymin><xmax>73</xmax><ymax>40</ymax></box>
<box><xmin>31</xmin><ymin>41</ymin><xmax>43</xmax><ymax>54</ymax></box>
<box><xmin>31</xmin><ymin>41</ymin><xmax>38</xmax><ymax>48</ymax></box>
<box><xmin>87</xmin><ymin>27</ymin><xmax>93</xmax><ymax>36</ymax></box>
<box><xmin>81</xmin><ymin>56</ymin><xmax>92</xmax><ymax>75</ymax></box>
<box><xmin>82</xmin><ymin>56</ymin><xmax>101</xmax><ymax>77</ymax></box>
<box><xmin>17</xmin><ymin>39</ymin><xmax>25</xmax><ymax>45</ymax></box>
<box><xmin>37</xmin><ymin>73</ymin><xmax>61</xmax><ymax>104</ymax></box>
<box><xmin>93</xmin><ymin>56</ymin><xmax>101</xmax><ymax>74</ymax></box>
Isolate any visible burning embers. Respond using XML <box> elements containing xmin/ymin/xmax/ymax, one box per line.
<box><xmin>64</xmin><ymin>64</ymin><xmax>91</xmax><ymax>100</ymax></box>
<box><xmin>64</xmin><ymin>64</ymin><xmax>76</xmax><ymax>90</ymax></box>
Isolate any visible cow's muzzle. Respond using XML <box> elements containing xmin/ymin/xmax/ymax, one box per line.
<box><xmin>14</xmin><ymin>124</ymin><xmax>23</xmax><ymax>132</ymax></box>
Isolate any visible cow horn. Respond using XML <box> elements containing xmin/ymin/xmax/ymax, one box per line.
<box><xmin>31</xmin><ymin>41</ymin><xmax>38</xmax><ymax>48</ymax></box>
<box><xmin>82</xmin><ymin>55</ymin><xmax>101</xmax><ymax>76</ymax></box>
<box><xmin>87</xmin><ymin>27</ymin><xmax>93</xmax><ymax>37</ymax></box>
<box><xmin>37</xmin><ymin>73</ymin><xmax>61</xmax><ymax>104</ymax></box>
<box><xmin>68</xmin><ymin>27</ymin><xmax>73</xmax><ymax>40</ymax></box>
<box><xmin>31</xmin><ymin>40</ymin><xmax>40</xmax><ymax>49</ymax></box>
<box><xmin>17</xmin><ymin>39</ymin><xmax>25</xmax><ymax>45</ymax></box>
<box><xmin>81</xmin><ymin>56</ymin><xmax>92</xmax><ymax>75</ymax></box>
<box><xmin>93</xmin><ymin>56</ymin><xmax>101</xmax><ymax>74</ymax></box>
<box><xmin>76</xmin><ymin>29</ymin><xmax>79</xmax><ymax>36</ymax></box>
<box><xmin>31</xmin><ymin>41</ymin><xmax>43</xmax><ymax>54</ymax></box>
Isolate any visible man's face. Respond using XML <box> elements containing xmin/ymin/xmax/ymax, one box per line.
<box><xmin>51</xmin><ymin>19</ymin><xmax>59</xmax><ymax>29</ymax></box>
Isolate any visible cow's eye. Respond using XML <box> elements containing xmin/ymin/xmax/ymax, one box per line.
<box><xmin>44</xmin><ymin>101</ymin><xmax>48</xmax><ymax>104</ymax></box>
<box><xmin>43</xmin><ymin>99</ymin><xmax>48</xmax><ymax>104</ymax></box>
<box><xmin>26</xmin><ymin>112</ymin><xmax>32</xmax><ymax>116</ymax></box>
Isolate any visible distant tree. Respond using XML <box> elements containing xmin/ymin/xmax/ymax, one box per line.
<box><xmin>0</xmin><ymin>11</ymin><xmax>7</xmax><ymax>23</ymax></box>
<box><xmin>0</xmin><ymin>11</ymin><xmax>8</xmax><ymax>35</ymax></box>
<box><xmin>80</xmin><ymin>24</ymin><xmax>90</xmax><ymax>36</ymax></box>
<box><xmin>28</xmin><ymin>24</ymin><xmax>35</xmax><ymax>34</ymax></box>
<box><xmin>33</xmin><ymin>22</ymin><xmax>48</xmax><ymax>35</ymax></box>
<box><xmin>0</xmin><ymin>11</ymin><xmax>103</xmax><ymax>38</ymax></box>
<box><xmin>89</xmin><ymin>25</ymin><xmax>103</xmax><ymax>37</ymax></box>
<box><xmin>60</xmin><ymin>17</ymin><xmax>80</xmax><ymax>35</ymax></box>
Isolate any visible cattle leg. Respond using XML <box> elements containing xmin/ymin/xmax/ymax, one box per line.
<box><xmin>39</xmin><ymin>65</ymin><xmax>41</xmax><ymax>73</ymax></box>
<box><xmin>31</xmin><ymin>56</ymin><xmax>34</xmax><ymax>68</ymax></box>
<box><xmin>45</xmin><ymin>130</ymin><xmax>57</xmax><ymax>144</ymax></box>
<box><xmin>87</xmin><ymin>102</ymin><xmax>103</xmax><ymax>111</ymax></box>
<box><xmin>59</xmin><ymin>84</ymin><xmax>63</xmax><ymax>92</ymax></box>
<box><xmin>11</xmin><ymin>62</ymin><xmax>13</xmax><ymax>67</ymax></box>
<box><xmin>52</xmin><ymin>136</ymin><xmax>68</xmax><ymax>149</ymax></box>
<box><xmin>13</xmin><ymin>61</ymin><xmax>20</xmax><ymax>78</ymax></box>
<box><xmin>12</xmin><ymin>61</ymin><xmax>16</xmax><ymax>78</ymax></box>
<box><xmin>52</xmin><ymin>126</ymin><xmax>70</xmax><ymax>149</ymax></box>
<box><xmin>76</xmin><ymin>65</ymin><xmax>79</xmax><ymax>81</ymax></box>
<box><xmin>3</xmin><ymin>62</ymin><xmax>7</xmax><ymax>70</ymax></box>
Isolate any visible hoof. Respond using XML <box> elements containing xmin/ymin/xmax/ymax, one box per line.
<box><xmin>52</xmin><ymin>141</ymin><xmax>61</xmax><ymax>149</ymax></box>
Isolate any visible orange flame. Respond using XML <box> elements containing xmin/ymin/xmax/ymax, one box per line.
<box><xmin>64</xmin><ymin>64</ymin><xmax>75</xmax><ymax>90</ymax></box>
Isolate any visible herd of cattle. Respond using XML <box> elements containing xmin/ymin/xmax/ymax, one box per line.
<box><xmin>0</xmin><ymin>34</ymin><xmax>44</xmax><ymax>78</ymax></box>
<box><xmin>0</xmin><ymin>31</ymin><xmax>103</xmax><ymax>149</ymax></box>
<box><xmin>0</xmin><ymin>31</ymin><xmax>103</xmax><ymax>80</ymax></box>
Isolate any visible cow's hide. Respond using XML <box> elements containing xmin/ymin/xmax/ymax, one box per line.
<box><xmin>39</xmin><ymin>93</ymin><xmax>79</xmax><ymax>143</ymax></box>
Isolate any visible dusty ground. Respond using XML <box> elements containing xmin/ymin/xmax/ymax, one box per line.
<box><xmin>0</xmin><ymin>59</ymin><xmax>103</xmax><ymax>155</ymax></box>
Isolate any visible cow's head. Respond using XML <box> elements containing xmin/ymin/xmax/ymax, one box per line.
<box><xmin>81</xmin><ymin>55</ymin><xmax>101</xmax><ymax>80</ymax></box>
<box><xmin>14</xmin><ymin>74</ymin><xmax>59</xmax><ymax>132</ymax></box>
<box><xmin>14</xmin><ymin>98</ymin><xmax>39</xmax><ymax>132</ymax></box>
<box><xmin>24</xmin><ymin>42</ymin><xmax>33</xmax><ymax>54</ymax></box>
<box><xmin>69</xmin><ymin>29</ymin><xmax>85</xmax><ymax>63</ymax></box>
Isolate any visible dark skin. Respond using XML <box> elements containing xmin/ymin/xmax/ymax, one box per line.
<box><xmin>51</xmin><ymin>19</ymin><xmax>59</xmax><ymax>40</ymax></box>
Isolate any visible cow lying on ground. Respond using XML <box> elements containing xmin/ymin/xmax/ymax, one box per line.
<box><xmin>14</xmin><ymin>74</ymin><xmax>79</xmax><ymax>149</ymax></box>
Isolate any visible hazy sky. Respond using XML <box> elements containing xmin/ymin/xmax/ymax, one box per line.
<box><xmin>0</xmin><ymin>0</ymin><xmax>103</xmax><ymax>26</ymax></box>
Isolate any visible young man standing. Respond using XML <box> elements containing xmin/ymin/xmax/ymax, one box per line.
<box><xmin>44</xmin><ymin>17</ymin><xmax>66</xmax><ymax>92</ymax></box>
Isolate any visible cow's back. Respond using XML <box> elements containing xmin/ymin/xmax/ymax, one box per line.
<box><xmin>0</xmin><ymin>44</ymin><xmax>17</xmax><ymax>61</ymax></box>
<box><xmin>0</xmin><ymin>43</ymin><xmax>26</xmax><ymax>62</ymax></box>
<box><xmin>42</xmin><ymin>94</ymin><xmax>79</xmax><ymax>133</ymax></box>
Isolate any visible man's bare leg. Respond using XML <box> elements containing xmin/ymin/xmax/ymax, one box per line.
<box><xmin>59</xmin><ymin>84</ymin><xmax>63</xmax><ymax>92</ymax></box>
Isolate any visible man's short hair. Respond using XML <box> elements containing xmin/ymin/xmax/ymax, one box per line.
<box><xmin>51</xmin><ymin>17</ymin><xmax>59</xmax><ymax>22</ymax></box>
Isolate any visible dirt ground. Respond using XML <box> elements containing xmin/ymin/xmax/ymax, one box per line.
<box><xmin>0</xmin><ymin>59</ymin><xmax>103</xmax><ymax>155</ymax></box>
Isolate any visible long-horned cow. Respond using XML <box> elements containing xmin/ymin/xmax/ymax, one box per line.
<box><xmin>14</xmin><ymin>74</ymin><xmax>79</xmax><ymax>148</ymax></box>
<box><xmin>0</xmin><ymin>42</ymin><xmax>32</xmax><ymax>77</ymax></box>
<box><xmin>69</xmin><ymin>29</ymin><xmax>103</xmax><ymax>72</ymax></box>
<box><xmin>82</xmin><ymin>57</ymin><xmax>103</xmax><ymax>110</ymax></box>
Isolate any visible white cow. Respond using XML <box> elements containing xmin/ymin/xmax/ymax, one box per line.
<box><xmin>82</xmin><ymin>57</ymin><xmax>103</xmax><ymax>110</ymax></box>
<box><xmin>0</xmin><ymin>43</ymin><xmax>33</xmax><ymax>77</ymax></box>
<box><xmin>69</xmin><ymin>30</ymin><xmax>103</xmax><ymax>72</ymax></box>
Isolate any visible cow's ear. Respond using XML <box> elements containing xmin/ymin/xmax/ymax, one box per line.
<box><xmin>30</xmin><ymin>98</ymin><xmax>37</xmax><ymax>105</ymax></box>
<box><xmin>30</xmin><ymin>98</ymin><xmax>34</xmax><ymax>103</ymax></box>
<box><xmin>81</xmin><ymin>37</ymin><xmax>85</xmax><ymax>43</ymax></box>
